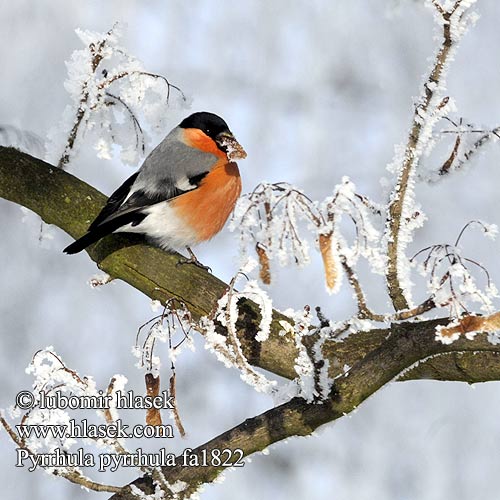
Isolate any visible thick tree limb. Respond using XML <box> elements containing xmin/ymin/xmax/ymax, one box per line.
<box><xmin>0</xmin><ymin>146</ymin><xmax>298</xmax><ymax>379</ymax></box>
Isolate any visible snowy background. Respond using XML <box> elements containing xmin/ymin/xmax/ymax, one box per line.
<box><xmin>1</xmin><ymin>1</ymin><xmax>500</xmax><ymax>499</ymax></box>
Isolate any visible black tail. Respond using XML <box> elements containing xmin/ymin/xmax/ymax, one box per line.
<box><xmin>63</xmin><ymin>211</ymin><xmax>147</xmax><ymax>254</ymax></box>
<box><xmin>63</xmin><ymin>230</ymin><xmax>107</xmax><ymax>254</ymax></box>
<box><xmin>64</xmin><ymin>217</ymin><xmax>128</xmax><ymax>254</ymax></box>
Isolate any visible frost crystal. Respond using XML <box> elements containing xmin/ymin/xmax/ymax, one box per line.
<box><xmin>411</xmin><ymin>220</ymin><xmax>499</xmax><ymax>324</ymax></box>
<box><xmin>2</xmin><ymin>348</ymin><xmax>130</xmax><ymax>481</ymax></box>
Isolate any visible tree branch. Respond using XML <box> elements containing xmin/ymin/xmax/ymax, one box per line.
<box><xmin>0</xmin><ymin>146</ymin><xmax>298</xmax><ymax>380</ymax></box>
<box><xmin>441</xmin><ymin>125</ymin><xmax>500</xmax><ymax>176</ymax></box>
<box><xmin>385</xmin><ymin>1</ymin><xmax>472</xmax><ymax>311</ymax></box>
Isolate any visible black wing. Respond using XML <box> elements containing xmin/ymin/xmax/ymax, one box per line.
<box><xmin>88</xmin><ymin>171</ymin><xmax>139</xmax><ymax>230</ymax></box>
<box><xmin>90</xmin><ymin>170</ymin><xmax>212</xmax><ymax>230</ymax></box>
<box><xmin>63</xmin><ymin>170</ymin><xmax>209</xmax><ymax>254</ymax></box>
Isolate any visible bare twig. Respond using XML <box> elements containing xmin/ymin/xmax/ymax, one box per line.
<box><xmin>449</xmin><ymin>126</ymin><xmax>500</xmax><ymax>174</ymax></box>
<box><xmin>341</xmin><ymin>259</ymin><xmax>384</xmax><ymax>321</ymax></box>
<box><xmin>342</xmin><ymin>257</ymin><xmax>436</xmax><ymax>322</ymax></box>
<box><xmin>169</xmin><ymin>372</ymin><xmax>186</xmax><ymax>438</ymax></box>
<box><xmin>439</xmin><ymin>133</ymin><xmax>461</xmax><ymax>175</ymax></box>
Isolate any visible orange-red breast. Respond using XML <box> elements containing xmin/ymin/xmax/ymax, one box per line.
<box><xmin>63</xmin><ymin>112</ymin><xmax>246</xmax><ymax>260</ymax></box>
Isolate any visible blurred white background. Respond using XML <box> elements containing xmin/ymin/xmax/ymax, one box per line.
<box><xmin>1</xmin><ymin>1</ymin><xmax>500</xmax><ymax>499</ymax></box>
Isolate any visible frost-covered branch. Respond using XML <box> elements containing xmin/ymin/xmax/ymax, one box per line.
<box><xmin>385</xmin><ymin>0</ymin><xmax>478</xmax><ymax>311</ymax></box>
<box><xmin>52</xmin><ymin>24</ymin><xmax>186</xmax><ymax>168</ymax></box>
<box><xmin>437</xmin><ymin>120</ymin><xmax>500</xmax><ymax>176</ymax></box>
<box><xmin>134</xmin><ymin>299</ymin><xmax>194</xmax><ymax>436</ymax></box>
<box><xmin>410</xmin><ymin>220</ymin><xmax>499</xmax><ymax>322</ymax></box>
<box><xmin>0</xmin><ymin>350</ymin><xmax>127</xmax><ymax>494</ymax></box>
<box><xmin>231</xmin><ymin>178</ymin><xmax>385</xmax><ymax>298</ymax></box>
<box><xmin>202</xmin><ymin>269</ymin><xmax>277</xmax><ymax>394</ymax></box>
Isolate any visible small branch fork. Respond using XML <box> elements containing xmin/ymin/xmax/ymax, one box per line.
<box><xmin>342</xmin><ymin>259</ymin><xmax>435</xmax><ymax>322</ymax></box>
<box><xmin>135</xmin><ymin>299</ymin><xmax>191</xmax><ymax>436</ymax></box>
<box><xmin>385</xmin><ymin>0</ymin><xmax>475</xmax><ymax>311</ymax></box>
<box><xmin>438</xmin><ymin>118</ymin><xmax>500</xmax><ymax>176</ymax></box>
<box><xmin>410</xmin><ymin>220</ymin><xmax>497</xmax><ymax>317</ymax></box>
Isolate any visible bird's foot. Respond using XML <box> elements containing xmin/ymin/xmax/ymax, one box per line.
<box><xmin>176</xmin><ymin>247</ymin><xmax>212</xmax><ymax>272</ymax></box>
<box><xmin>88</xmin><ymin>273</ymin><xmax>114</xmax><ymax>288</ymax></box>
<box><xmin>177</xmin><ymin>256</ymin><xmax>212</xmax><ymax>272</ymax></box>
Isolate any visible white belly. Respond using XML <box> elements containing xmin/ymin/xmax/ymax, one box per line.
<box><xmin>115</xmin><ymin>202</ymin><xmax>198</xmax><ymax>249</ymax></box>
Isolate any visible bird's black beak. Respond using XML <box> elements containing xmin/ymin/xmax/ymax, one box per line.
<box><xmin>215</xmin><ymin>131</ymin><xmax>247</xmax><ymax>160</ymax></box>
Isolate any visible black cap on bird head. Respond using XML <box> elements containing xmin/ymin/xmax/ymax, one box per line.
<box><xmin>179</xmin><ymin>112</ymin><xmax>230</xmax><ymax>142</ymax></box>
<box><xmin>179</xmin><ymin>111</ymin><xmax>247</xmax><ymax>160</ymax></box>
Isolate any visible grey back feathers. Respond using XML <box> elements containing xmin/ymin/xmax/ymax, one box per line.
<box><xmin>134</xmin><ymin>127</ymin><xmax>217</xmax><ymax>198</ymax></box>
<box><xmin>88</xmin><ymin>127</ymin><xmax>216</xmax><ymax>230</ymax></box>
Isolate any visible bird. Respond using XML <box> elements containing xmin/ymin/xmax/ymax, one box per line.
<box><xmin>63</xmin><ymin>111</ymin><xmax>246</xmax><ymax>266</ymax></box>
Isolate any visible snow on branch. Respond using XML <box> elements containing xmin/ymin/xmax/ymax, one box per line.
<box><xmin>436</xmin><ymin>311</ymin><xmax>500</xmax><ymax>344</ymax></box>
<box><xmin>412</xmin><ymin>220</ymin><xmax>499</xmax><ymax>318</ymax></box>
<box><xmin>274</xmin><ymin>306</ymin><xmax>336</xmax><ymax>403</ymax></box>
<box><xmin>384</xmin><ymin>0</ymin><xmax>478</xmax><ymax>311</ymax></box>
<box><xmin>201</xmin><ymin>262</ymin><xmax>278</xmax><ymax>394</ymax></box>
<box><xmin>134</xmin><ymin>299</ymin><xmax>194</xmax><ymax>436</ymax></box>
<box><xmin>230</xmin><ymin>178</ymin><xmax>384</xmax><ymax>296</ymax></box>
<box><xmin>413</xmin><ymin>116</ymin><xmax>500</xmax><ymax>182</ymax></box>
<box><xmin>434</xmin><ymin>119</ymin><xmax>500</xmax><ymax>177</ymax></box>
<box><xmin>47</xmin><ymin>23</ymin><xmax>187</xmax><ymax>169</ymax></box>
<box><xmin>0</xmin><ymin>347</ymin><xmax>195</xmax><ymax>497</ymax></box>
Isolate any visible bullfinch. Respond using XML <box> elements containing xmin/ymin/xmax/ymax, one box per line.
<box><xmin>63</xmin><ymin>112</ymin><xmax>246</xmax><ymax>265</ymax></box>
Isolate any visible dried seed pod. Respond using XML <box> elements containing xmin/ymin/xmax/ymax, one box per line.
<box><xmin>438</xmin><ymin>312</ymin><xmax>500</xmax><ymax>341</ymax></box>
<box><xmin>145</xmin><ymin>373</ymin><xmax>162</xmax><ymax>426</ymax></box>
<box><xmin>256</xmin><ymin>243</ymin><xmax>271</xmax><ymax>285</ymax></box>
<box><xmin>103</xmin><ymin>376</ymin><xmax>116</xmax><ymax>424</ymax></box>
<box><xmin>318</xmin><ymin>232</ymin><xmax>338</xmax><ymax>293</ymax></box>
